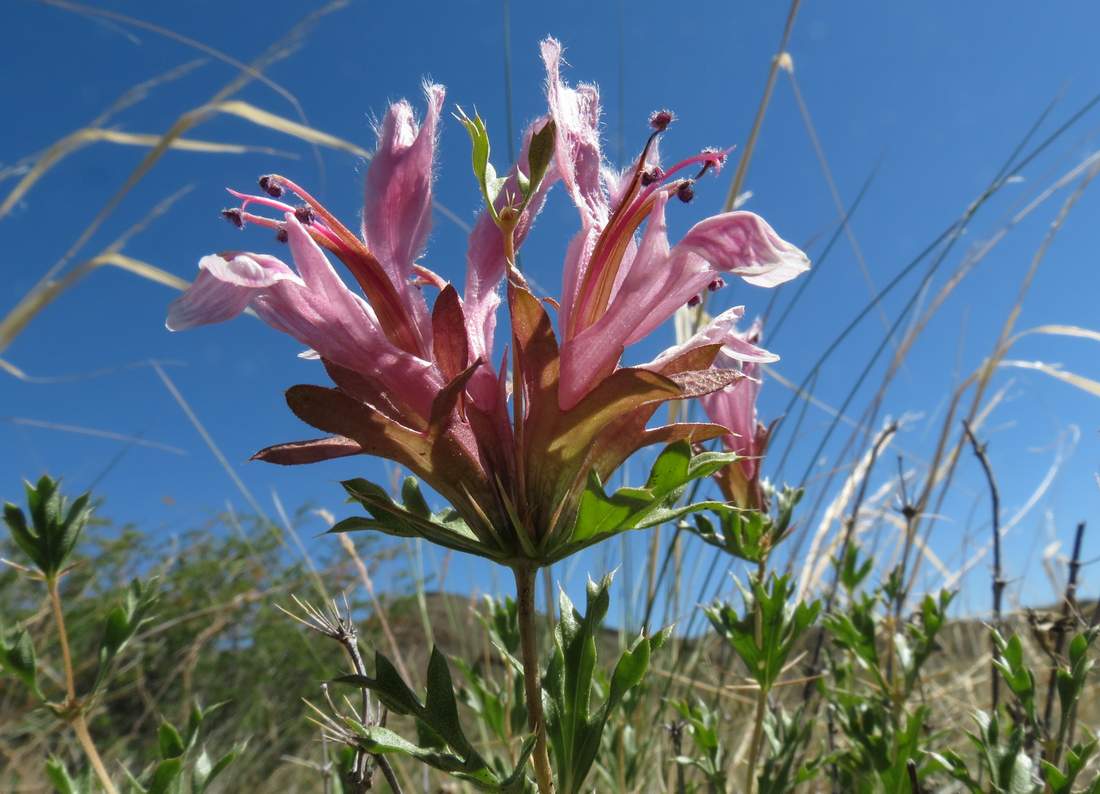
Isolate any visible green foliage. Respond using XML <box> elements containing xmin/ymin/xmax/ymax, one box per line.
<box><xmin>94</xmin><ymin>577</ymin><xmax>157</xmax><ymax>692</ymax></box>
<box><xmin>758</xmin><ymin>706</ymin><xmax>820</xmax><ymax>794</ymax></box>
<box><xmin>705</xmin><ymin>573</ymin><xmax>819</xmax><ymax>691</ymax></box>
<box><xmin>337</xmin><ymin>647</ymin><xmax>534</xmax><ymax>791</ymax></box>
<box><xmin>118</xmin><ymin>702</ymin><xmax>244</xmax><ymax>794</ymax></box>
<box><xmin>690</xmin><ymin>484</ymin><xmax>802</xmax><ymax>563</ymax></box>
<box><xmin>669</xmin><ymin>698</ymin><xmax>727</xmax><ymax>790</ymax></box>
<box><xmin>0</xmin><ymin>625</ymin><xmax>42</xmax><ymax>700</ymax></box>
<box><xmin>3</xmin><ymin>475</ymin><xmax>91</xmax><ymax>578</ymax></box>
<box><xmin>561</xmin><ymin>442</ymin><xmax>737</xmax><ymax>562</ymax></box>
<box><xmin>455</xmin><ymin>107</ymin><xmax>555</xmax><ymax>229</ymax></box>
<box><xmin>542</xmin><ymin>572</ymin><xmax>671</xmax><ymax>794</ymax></box>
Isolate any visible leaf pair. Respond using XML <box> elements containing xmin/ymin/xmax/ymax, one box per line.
<box><xmin>542</xmin><ymin>572</ymin><xmax>672</xmax><ymax>794</ymax></box>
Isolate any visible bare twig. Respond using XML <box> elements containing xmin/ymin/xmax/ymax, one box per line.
<box><xmin>1042</xmin><ymin>520</ymin><xmax>1086</xmax><ymax>764</ymax></box>
<box><xmin>962</xmin><ymin>420</ymin><xmax>1003</xmax><ymax>713</ymax></box>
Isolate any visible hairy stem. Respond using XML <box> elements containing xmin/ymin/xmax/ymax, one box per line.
<box><xmin>49</xmin><ymin>576</ymin><xmax>119</xmax><ymax>794</ymax></box>
<box><xmin>514</xmin><ymin>565</ymin><xmax>554</xmax><ymax>794</ymax></box>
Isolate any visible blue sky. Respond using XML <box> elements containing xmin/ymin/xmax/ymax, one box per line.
<box><xmin>3</xmin><ymin>0</ymin><xmax>1099</xmax><ymax>625</ymax></box>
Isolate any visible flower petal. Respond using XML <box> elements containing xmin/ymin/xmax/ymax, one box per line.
<box><xmin>165</xmin><ymin>254</ymin><xmax>300</xmax><ymax>331</ymax></box>
<box><xmin>540</xmin><ymin>38</ymin><xmax>606</xmax><ymax>225</ymax></box>
<box><xmin>670</xmin><ymin>211</ymin><xmax>810</xmax><ymax>288</ymax></box>
<box><xmin>362</xmin><ymin>83</ymin><xmax>445</xmax><ymax>286</ymax></box>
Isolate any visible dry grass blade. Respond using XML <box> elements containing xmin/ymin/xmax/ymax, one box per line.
<box><xmin>0</xmin><ymin>2</ymin><xmax>344</xmax><ymax>357</ymax></box>
<box><xmin>0</xmin><ymin>129</ymin><xmax>295</xmax><ymax>219</ymax></box>
<box><xmin>998</xmin><ymin>359</ymin><xmax>1100</xmax><ymax>397</ymax></box>
<box><xmin>0</xmin><ymin>3</ymin><xmax>350</xmax><ymax>360</ymax></box>
<box><xmin>0</xmin><ymin>188</ymin><xmax>193</xmax><ymax>350</ymax></box>
<box><xmin>4</xmin><ymin>417</ymin><xmax>186</xmax><ymax>455</ymax></box>
<box><xmin>211</xmin><ymin>100</ymin><xmax>371</xmax><ymax>159</ymax></box>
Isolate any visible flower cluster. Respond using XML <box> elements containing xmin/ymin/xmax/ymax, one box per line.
<box><xmin>166</xmin><ymin>39</ymin><xmax>808</xmax><ymax>566</ymax></box>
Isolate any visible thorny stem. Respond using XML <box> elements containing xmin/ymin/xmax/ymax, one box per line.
<box><xmin>514</xmin><ymin>565</ymin><xmax>554</xmax><ymax>794</ymax></box>
<box><xmin>48</xmin><ymin>575</ymin><xmax>119</xmax><ymax>794</ymax></box>
<box><xmin>962</xmin><ymin>420</ymin><xmax>1003</xmax><ymax>714</ymax></box>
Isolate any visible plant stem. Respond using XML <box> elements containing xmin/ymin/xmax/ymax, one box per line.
<box><xmin>48</xmin><ymin>576</ymin><xmax>119</xmax><ymax>794</ymax></box>
<box><xmin>48</xmin><ymin>577</ymin><xmax>77</xmax><ymax>704</ymax></box>
<box><xmin>514</xmin><ymin>565</ymin><xmax>554</xmax><ymax>794</ymax></box>
<box><xmin>72</xmin><ymin>715</ymin><xmax>119</xmax><ymax>794</ymax></box>
<box><xmin>743</xmin><ymin>561</ymin><xmax>768</xmax><ymax>794</ymax></box>
<box><xmin>745</xmin><ymin>687</ymin><xmax>767</xmax><ymax>794</ymax></box>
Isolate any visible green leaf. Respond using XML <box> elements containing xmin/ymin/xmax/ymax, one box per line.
<box><xmin>45</xmin><ymin>756</ymin><xmax>83</xmax><ymax>794</ymax></box>
<box><xmin>192</xmin><ymin>742</ymin><xmax>245</xmax><ymax>794</ymax></box>
<box><xmin>543</xmin><ymin>572</ymin><xmax>668</xmax><ymax>794</ymax></box>
<box><xmin>158</xmin><ymin>720</ymin><xmax>186</xmax><ymax>759</ymax></box>
<box><xmin>95</xmin><ymin>578</ymin><xmax>157</xmax><ymax>691</ymax></box>
<box><xmin>0</xmin><ymin>627</ymin><xmax>43</xmax><ymax>700</ymax></box>
<box><xmin>146</xmin><ymin>758</ymin><xmax>183</xmax><ymax>794</ymax></box>
<box><xmin>525</xmin><ymin>119</ymin><xmax>556</xmax><ymax>199</ymax></box>
<box><xmin>3</xmin><ymin>476</ymin><xmax>92</xmax><ymax>576</ymax></box>
<box><xmin>335</xmin><ymin>478</ymin><xmax>500</xmax><ymax>561</ymax></box>
<box><xmin>560</xmin><ymin>442</ymin><xmax>736</xmax><ymax>561</ymax></box>
<box><xmin>335</xmin><ymin>647</ymin><xmax>531</xmax><ymax>790</ymax></box>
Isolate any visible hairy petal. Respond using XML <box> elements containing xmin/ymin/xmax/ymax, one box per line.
<box><xmin>540</xmin><ymin>37</ymin><xmax>606</xmax><ymax>226</ymax></box>
<box><xmin>363</xmin><ymin>83</ymin><xmax>445</xmax><ymax>285</ymax></box>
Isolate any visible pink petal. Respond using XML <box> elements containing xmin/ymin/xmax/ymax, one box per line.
<box><xmin>670</xmin><ymin>211</ymin><xmax>810</xmax><ymax>288</ymax></box>
<box><xmin>540</xmin><ymin>38</ymin><xmax>607</xmax><ymax>226</ymax></box>
<box><xmin>165</xmin><ymin>254</ymin><xmax>301</xmax><ymax>331</ymax></box>
<box><xmin>362</xmin><ymin>83</ymin><xmax>445</xmax><ymax>286</ymax></box>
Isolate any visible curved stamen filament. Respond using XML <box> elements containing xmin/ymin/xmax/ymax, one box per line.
<box><xmin>230</xmin><ymin>174</ymin><xmax>426</xmax><ymax>358</ymax></box>
<box><xmin>569</xmin><ymin>146</ymin><xmax>730</xmax><ymax>337</ymax></box>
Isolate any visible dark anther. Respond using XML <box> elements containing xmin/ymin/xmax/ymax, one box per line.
<box><xmin>649</xmin><ymin>109</ymin><xmax>675</xmax><ymax>132</ymax></box>
<box><xmin>640</xmin><ymin>166</ymin><xmax>664</xmax><ymax>187</ymax></box>
<box><xmin>294</xmin><ymin>204</ymin><xmax>314</xmax><ymax>224</ymax></box>
<box><xmin>259</xmin><ymin>175</ymin><xmax>284</xmax><ymax>198</ymax></box>
<box><xmin>687</xmin><ymin>294</ymin><xmax>702</xmax><ymax>308</ymax></box>
<box><xmin>676</xmin><ymin>180</ymin><xmax>695</xmax><ymax>203</ymax></box>
<box><xmin>221</xmin><ymin>208</ymin><xmax>244</xmax><ymax>229</ymax></box>
<box><xmin>707</xmin><ymin>277</ymin><xmax>725</xmax><ymax>292</ymax></box>
<box><xmin>275</xmin><ymin>226</ymin><xmax>289</xmax><ymax>243</ymax></box>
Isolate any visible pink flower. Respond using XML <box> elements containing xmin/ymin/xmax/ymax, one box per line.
<box><xmin>538</xmin><ymin>39</ymin><xmax>808</xmax><ymax>410</ymax></box>
<box><xmin>700</xmin><ymin>319</ymin><xmax>773</xmax><ymax>511</ymax></box>
<box><xmin>166</xmin><ymin>40</ymin><xmax>808</xmax><ymax>563</ymax></box>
